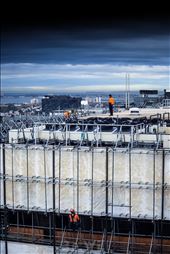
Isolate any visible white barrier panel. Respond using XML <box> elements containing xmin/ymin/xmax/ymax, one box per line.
<box><xmin>164</xmin><ymin>151</ymin><xmax>170</xmax><ymax>219</ymax></box>
<box><xmin>108</xmin><ymin>149</ymin><xmax>130</xmax><ymax>217</ymax></box>
<box><xmin>0</xmin><ymin>241</ymin><xmax>53</xmax><ymax>254</ymax></box>
<box><xmin>3</xmin><ymin>145</ymin><xmax>170</xmax><ymax>220</ymax></box>
<box><xmin>0</xmin><ymin>144</ymin><xmax>4</xmax><ymax>207</ymax></box>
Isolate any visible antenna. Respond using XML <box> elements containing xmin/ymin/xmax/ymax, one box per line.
<box><xmin>128</xmin><ymin>73</ymin><xmax>130</xmax><ymax>109</ymax></box>
<box><xmin>125</xmin><ymin>73</ymin><xmax>130</xmax><ymax>109</ymax></box>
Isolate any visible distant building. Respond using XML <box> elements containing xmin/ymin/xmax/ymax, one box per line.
<box><xmin>164</xmin><ymin>89</ymin><xmax>170</xmax><ymax>99</ymax></box>
<box><xmin>42</xmin><ymin>95</ymin><xmax>82</xmax><ymax>113</ymax></box>
<box><xmin>134</xmin><ymin>90</ymin><xmax>161</xmax><ymax>107</ymax></box>
<box><xmin>30</xmin><ymin>98</ymin><xmax>39</xmax><ymax>105</ymax></box>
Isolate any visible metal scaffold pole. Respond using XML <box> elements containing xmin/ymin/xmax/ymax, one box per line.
<box><xmin>3</xmin><ymin>143</ymin><xmax>8</xmax><ymax>254</ymax></box>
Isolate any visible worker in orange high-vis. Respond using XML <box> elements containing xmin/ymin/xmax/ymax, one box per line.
<box><xmin>68</xmin><ymin>209</ymin><xmax>80</xmax><ymax>231</ymax></box>
<box><xmin>108</xmin><ymin>94</ymin><xmax>115</xmax><ymax>116</ymax></box>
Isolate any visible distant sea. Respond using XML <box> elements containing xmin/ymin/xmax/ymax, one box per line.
<box><xmin>0</xmin><ymin>96</ymin><xmax>42</xmax><ymax>105</ymax></box>
<box><xmin>0</xmin><ymin>91</ymin><xmax>140</xmax><ymax>105</ymax></box>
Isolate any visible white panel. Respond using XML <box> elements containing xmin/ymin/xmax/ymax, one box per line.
<box><xmin>54</xmin><ymin>149</ymin><xmax>60</xmax><ymax>211</ymax></box>
<box><xmin>86</xmin><ymin>132</ymin><xmax>99</xmax><ymax>142</ymax></box>
<box><xmin>13</xmin><ymin>181</ymin><xmax>27</xmax><ymax>208</ymax></box>
<box><xmin>100</xmin><ymin>133</ymin><xmax>118</xmax><ymax>142</ymax></box>
<box><xmin>44</xmin><ymin>148</ymin><xmax>53</xmax><ymax>178</ymax></box>
<box><xmin>6</xmin><ymin>182</ymin><xmax>13</xmax><ymax>208</ymax></box>
<box><xmin>60</xmin><ymin>148</ymin><xmax>77</xmax><ymax>212</ymax></box>
<box><xmin>131</xmin><ymin>149</ymin><xmax>154</xmax><ymax>184</ymax></box>
<box><xmin>108</xmin><ymin>149</ymin><xmax>113</xmax><ymax>181</ymax></box>
<box><xmin>0</xmin><ymin>241</ymin><xmax>53</xmax><ymax>254</ymax></box>
<box><xmin>79</xmin><ymin>186</ymin><xmax>91</xmax><ymax>213</ymax></box>
<box><xmin>111</xmin><ymin>187</ymin><xmax>129</xmax><ymax>217</ymax></box>
<box><xmin>93</xmin><ymin>148</ymin><xmax>106</xmax><ymax>214</ymax></box>
<box><xmin>53</xmin><ymin>130</ymin><xmax>65</xmax><ymax>140</ymax></box>
<box><xmin>0</xmin><ymin>240</ymin><xmax>100</xmax><ymax>254</ymax></box>
<box><xmin>3</xmin><ymin>144</ymin><xmax>170</xmax><ymax>220</ymax></box>
<box><xmin>13</xmin><ymin>148</ymin><xmax>27</xmax><ymax>208</ymax></box>
<box><xmin>93</xmin><ymin>186</ymin><xmax>105</xmax><ymax>215</ymax></box>
<box><xmin>164</xmin><ymin>152</ymin><xmax>170</xmax><ymax>185</ymax></box>
<box><xmin>155</xmin><ymin>151</ymin><xmax>163</xmax><ymax>184</ymax></box>
<box><xmin>60</xmin><ymin>185</ymin><xmax>76</xmax><ymax>212</ymax></box>
<box><xmin>154</xmin><ymin>151</ymin><xmax>163</xmax><ymax>218</ymax></box>
<box><xmin>47</xmin><ymin>183</ymin><xmax>53</xmax><ymax>210</ymax></box>
<box><xmin>69</xmin><ymin>132</ymin><xmax>82</xmax><ymax>141</ymax></box>
<box><xmin>29</xmin><ymin>182</ymin><xmax>45</xmax><ymax>210</ymax></box>
<box><xmin>28</xmin><ymin>146</ymin><xmax>46</xmax><ymax>210</ymax></box>
<box><xmin>0</xmin><ymin>241</ymin><xmax>5</xmax><ymax>254</ymax></box>
<box><xmin>13</xmin><ymin>147</ymin><xmax>27</xmax><ymax>176</ymax></box>
<box><xmin>28</xmin><ymin>146</ymin><xmax>44</xmax><ymax>177</ymax></box>
<box><xmin>164</xmin><ymin>189</ymin><xmax>170</xmax><ymax>220</ymax></box>
<box><xmin>38</xmin><ymin>130</ymin><xmax>50</xmax><ymax>140</ymax></box>
<box><xmin>155</xmin><ymin>189</ymin><xmax>162</xmax><ymax>219</ymax></box>
<box><xmin>131</xmin><ymin>189</ymin><xmax>153</xmax><ymax>218</ymax></box>
<box><xmin>0</xmin><ymin>144</ymin><xmax>4</xmax><ymax>207</ymax></box>
<box><xmin>164</xmin><ymin>152</ymin><xmax>170</xmax><ymax>219</ymax></box>
<box><xmin>8</xmin><ymin>130</ymin><xmax>19</xmax><ymax>143</ymax></box>
<box><xmin>131</xmin><ymin>150</ymin><xmax>155</xmax><ymax>218</ymax></box>
<box><xmin>79</xmin><ymin>149</ymin><xmax>92</xmax><ymax>213</ymax></box>
<box><xmin>114</xmin><ymin>149</ymin><xmax>129</xmax><ymax>182</ymax></box>
<box><xmin>5</xmin><ymin>147</ymin><xmax>13</xmax><ymax>207</ymax></box>
<box><xmin>5</xmin><ymin>146</ymin><xmax>12</xmax><ymax>176</ymax></box>
<box><xmin>79</xmin><ymin>149</ymin><xmax>92</xmax><ymax>181</ymax></box>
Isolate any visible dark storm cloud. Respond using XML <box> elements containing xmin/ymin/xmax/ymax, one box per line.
<box><xmin>1</xmin><ymin>19</ymin><xmax>170</xmax><ymax>65</ymax></box>
<box><xmin>1</xmin><ymin>11</ymin><xmax>169</xmax><ymax>92</ymax></box>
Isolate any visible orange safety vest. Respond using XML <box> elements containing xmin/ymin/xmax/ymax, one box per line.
<box><xmin>69</xmin><ymin>213</ymin><xmax>80</xmax><ymax>223</ymax></box>
<box><xmin>108</xmin><ymin>97</ymin><xmax>115</xmax><ymax>105</ymax></box>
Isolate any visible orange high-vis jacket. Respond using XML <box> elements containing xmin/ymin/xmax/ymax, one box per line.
<box><xmin>108</xmin><ymin>97</ymin><xmax>115</xmax><ymax>105</ymax></box>
<box><xmin>69</xmin><ymin>213</ymin><xmax>80</xmax><ymax>223</ymax></box>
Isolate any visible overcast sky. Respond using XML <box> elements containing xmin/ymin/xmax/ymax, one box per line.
<box><xmin>1</xmin><ymin>12</ymin><xmax>170</xmax><ymax>93</ymax></box>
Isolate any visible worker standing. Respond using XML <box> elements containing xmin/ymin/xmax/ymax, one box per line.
<box><xmin>68</xmin><ymin>209</ymin><xmax>80</xmax><ymax>231</ymax></box>
<box><xmin>108</xmin><ymin>94</ymin><xmax>115</xmax><ymax>116</ymax></box>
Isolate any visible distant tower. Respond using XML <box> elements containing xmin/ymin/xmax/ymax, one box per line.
<box><xmin>125</xmin><ymin>73</ymin><xmax>130</xmax><ymax>109</ymax></box>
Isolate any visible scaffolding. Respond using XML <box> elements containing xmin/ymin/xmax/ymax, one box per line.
<box><xmin>0</xmin><ymin>113</ymin><xmax>170</xmax><ymax>253</ymax></box>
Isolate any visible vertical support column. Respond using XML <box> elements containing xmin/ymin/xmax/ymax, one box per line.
<box><xmin>128</xmin><ymin>73</ymin><xmax>130</xmax><ymax>109</ymax></box>
<box><xmin>153</xmin><ymin>220</ymin><xmax>156</xmax><ymax>254</ymax></box>
<box><xmin>105</xmin><ymin>147</ymin><xmax>109</xmax><ymax>216</ymax></box>
<box><xmin>104</xmin><ymin>147</ymin><xmax>109</xmax><ymax>252</ymax></box>
<box><xmin>125</xmin><ymin>73</ymin><xmax>130</xmax><ymax>110</ymax></box>
<box><xmin>111</xmin><ymin>149</ymin><xmax>115</xmax><ymax>218</ymax></box>
<box><xmin>129</xmin><ymin>148</ymin><xmax>132</xmax><ymax>219</ymax></box>
<box><xmin>11</xmin><ymin>145</ymin><xmax>14</xmax><ymax>210</ymax></box>
<box><xmin>161</xmin><ymin>149</ymin><xmax>165</xmax><ymax>254</ymax></box>
<box><xmin>131</xmin><ymin>219</ymin><xmax>134</xmax><ymax>254</ymax></box>
<box><xmin>31</xmin><ymin>212</ymin><xmax>34</xmax><ymax>242</ymax></box>
<box><xmin>128</xmin><ymin>148</ymin><xmax>132</xmax><ymax>251</ymax></box>
<box><xmin>17</xmin><ymin>210</ymin><xmax>19</xmax><ymax>240</ymax></box>
<box><xmin>49</xmin><ymin>212</ymin><xmax>52</xmax><ymax>242</ymax></box>
<box><xmin>58</xmin><ymin>147</ymin><xmax>61</xmax><ymax>214</ymax></box>
<box><xmin>125</xmin><ymin>73</ymin><xmax>128</xmax><ymax>109</ymax></box>
<box><xmin>65</xmin><ymin>124</ymin><xmax>68</xmax><ymax>146</ymax></box>
<box><xmin>161</xmin><ymin>149</ymin><xmax>165</xmax><ymax>220</ymax></box>
<box><xmin>26</xmin><ymin>145</ymin><xmax>29</xmax><ymax>212</ymax></box>
<box><xmin>77</xmin><ymin>148</ymin><xmax>79</xmax><ymax>213</ymax></box>
<box><xmin>52</xmin><ymin>145</ymin><xmax>56</xmax><ymax>254</ymax></box>
<box><xmin>44</xmin><ymin>146</ymin><xmax>47</xmax><ymax>212</ymax></box>
<box><xmin>153</xmin><ymin>149</ymin><xmax>156</xmax><ymax>220</ymax></box>
<box><xmin>3</xmin><ymin>143</ymin><xmax>8</xmax><ymax>254</ymax></box>
<box><xmin>91</xmin><ymin>148</ymin><xmax>94</xmax><ymax>216</ymax></box>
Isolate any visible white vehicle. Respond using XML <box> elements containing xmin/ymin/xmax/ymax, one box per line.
<box><xmin>129</xmin><ymin>107</ymin><xmax>140</xmax><ymax>114</ymax></box>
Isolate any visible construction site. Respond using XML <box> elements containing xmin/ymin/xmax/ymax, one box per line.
<box><xmin>0</xmin><ymin>108</ymin><xmax>170</xmax><ymax>253</ymax></box>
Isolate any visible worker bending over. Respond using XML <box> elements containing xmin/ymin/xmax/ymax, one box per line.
<box><xmin>69</xmin><ymin>209</ymin><xmax>80</xmax><ymax>231</ymax></box>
